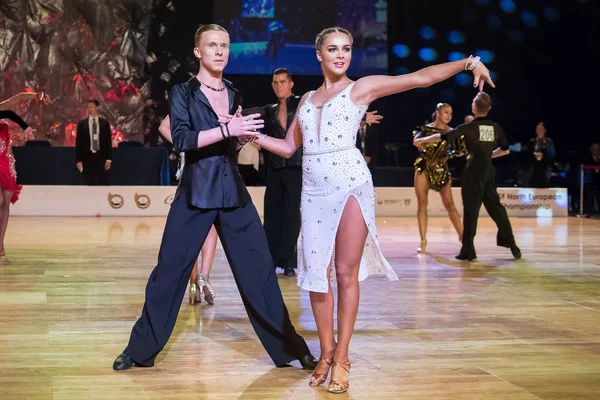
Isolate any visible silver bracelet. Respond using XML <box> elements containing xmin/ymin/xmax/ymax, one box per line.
<box><xmin>257</xmin><ymin>134</ymin><xmax>267</xmax><ymax>148</ymax></box>
<box><xmin>468</xmin><ymin>56</ymin><xmax>481</xmax><ymax>71</ymax></box>
<box><xmin>464</xmin><ymin>55</ymin><xmax>473</xmax><ymax>71</ymax></box>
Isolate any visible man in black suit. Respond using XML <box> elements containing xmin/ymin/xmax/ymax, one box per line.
<box><xmin>528</xmin><ymin>121</ymin><xmax>555</xmax><ymax>188</ymax></box>
<box><xmin>356</xmin><ymin>110</ymin><xmax>382</xmax><ymax>167</ymax></box>
<box><xmin>75</xmin><ymin>99</ymin><xmax>112</xmax><ymax>185</ymax></box>
<box><xmin>262</xmin><ymin>68</ymin><xmax>302</xmax><ymax>277</ymax></box>
<box><xmin>112</xmin><ymin>24</ymin><xmax>316</xmax><ymax>372</ymax></box>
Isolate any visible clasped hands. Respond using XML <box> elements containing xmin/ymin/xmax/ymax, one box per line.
<box><xmin>218</xmin><ymin>105</ymin><xmax>263</xmax><ymax>145</ymax></box>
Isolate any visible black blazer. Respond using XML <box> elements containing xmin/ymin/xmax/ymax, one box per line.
<box><xmin>170</xmin><ymin>76</ymin><xmax>249</xmax><ymax>209</ymax></box>
<box><xmin>75</xmin><ymin>117</ymin><xmax>112</xmax><ymax>163</ymax></box>
<box><xmin>262</xmin><ymin>94</ymin><xmax>302</xmax><ymax>169</ymax></box>
<box><xmin>356</xmin><ymin>125</ymin><xmax>378</xmax><ymax>166</ymax></box>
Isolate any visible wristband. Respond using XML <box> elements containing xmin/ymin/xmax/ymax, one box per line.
<box><xmin>464</xmin><ymin>55</ymin><xmax>473</xmax><ymax>71</ymax></box>
<box><xmin>257</xmin><ymin>134</ymin><xmax>267</xmax><ymax>148</ymax></box>
<box><xmin>468</xmin><ymin>56</ymin><xmax>481</xmax><ymax>71</ymax></box>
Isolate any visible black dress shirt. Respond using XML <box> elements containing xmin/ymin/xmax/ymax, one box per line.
<box><xmin>447</xmin><ymin>116</ymin><xmax>508</xmax><ymax>170</ymax></box>
<box><xmin>262</xmin><ymin>94</ymin><xmax>302</xmax><ymax>169</ymax></box>
<box><xmin>170</xmin><ymin>76</ymin><xmax>249</xmax><ymax>209</ymax></box>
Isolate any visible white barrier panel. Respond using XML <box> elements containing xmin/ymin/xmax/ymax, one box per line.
<box><xmin>373</xmin><ymin>187</ymin><xmax>569</xmax><ymax>218</ymax></box>
<box><xmin>11</xmin><ymin>186</ymin><xmax>267</xmax><ymax>217</ymax></box>
<box><xmin>11</xmin><ymin>186</ymin><xmax>568</xmax><ymax>217</ymax></box>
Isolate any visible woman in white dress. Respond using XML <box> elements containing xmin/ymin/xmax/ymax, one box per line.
<box><xmin>250</xmin><ymin>27</ymin><xmax>493</xmax><ymax>393</ymax></box>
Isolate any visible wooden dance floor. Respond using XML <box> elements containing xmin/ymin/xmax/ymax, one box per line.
<box><xmin>1</xmin><ymin>216</ymin><xmax>599</xmax><ymax>399</ymax></box>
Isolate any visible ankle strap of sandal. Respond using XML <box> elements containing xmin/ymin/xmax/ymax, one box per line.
<box><xmin>332</xmin><ymin>360</ymin><xmax>353</xmax><ymax>372</ymax></box>
<box><xmin>319</xmin><ymin>357</ymin><xmax>333</xmax><ymax>365</ymax></box>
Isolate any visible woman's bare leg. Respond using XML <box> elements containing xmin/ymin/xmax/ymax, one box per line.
<box><xmin>330</xmin><ymin>196</ymin><xmax>368</xmax><ymax>385</ymax></box>
<box><xmin>0</xmin><ymin>189</ymin><xmax>13</xmax><ymax>256</ymax></box>
<box><xmin>309</xmin><ymin>260</ymin><xmax>336</xmax><ymax>380</ymax></box>
<box><xmin>199</xmin><ymin>225</ymin><xmax>217</xmax><ymax>278</ymax></box>
<box><xmin>414</xmin><ymin>172</ymin><xmax>430</xmax><ymax>252</ymax></box>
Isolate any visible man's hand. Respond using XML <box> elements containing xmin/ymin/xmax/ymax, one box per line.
<box><xmin>365</xmin><ymin>110</ymin><xmax>383</xmax><ymax>126</ymax></box>
<box><xmin>76</xmin><ymin>162</ymin><xmax>83</xmax><ymax>173</ymax></box>
<box><xmin>105</xmin><ymin>161</ymin><xmax>112</xmax><ymax>170</ymax></box>
<box><xmin>217</xmin><ymin>110</ymin><xmax>264</xmax><ymax>137</ymax></box>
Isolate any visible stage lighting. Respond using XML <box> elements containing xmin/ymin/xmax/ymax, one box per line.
<box><xmin>500</xmin><ymin>0</ymin><xmax>516</xmax><ymax>13</ymax></box>
<box><xmin>521</xmin><ymin>10</ymin><xmax>538</xmax><ymax>27</ymax></box>
<box><xmin>475</xmin><ymin>50</ymin><xmax>495</xmax><ymax>63</ymax></box>
<box><xmin>394</xmin><ymin>66</ymin><xmax>410</xmax><ymax>75</ymax></box>
<box><xmin>418</xmin><ymin>48</ymin><xmax>438</xmax><ymax>62</ymax></box>
<box><xmin>447</xmin><ymin>31</ymin><xmax>465</xmax><ymax>44</ymax></box>
<box><xmin>448</xmin><ymin>52</ymin><xmax>466</xmax><ymax>62</ymax></box>
<box><xmin>392</xmin><ymin>44</ymin><xmax>410</xmax><ymax>58</ymax></box>
<box><xmin>420</xmin><ymin>26</ymin><xmax>436</xmax><ymax>40</ymax></box>
<box><xmin>454</xmin><ymin>73</ymin><xmax>471</xmax><ymax>87</ymax></box>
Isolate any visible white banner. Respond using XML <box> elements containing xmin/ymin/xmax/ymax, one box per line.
<box><xmin>373</xmin><ymin>187</ymin><xmax>568</xmax><ymax>218</ymax></box>
<box><xmin>11</xmin><ymin>186</ymin><xmax>568</xmax><ymax>218</ymax></box>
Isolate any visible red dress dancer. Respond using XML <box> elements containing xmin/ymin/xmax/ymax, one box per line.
<box><xmin>0</xmin><ymin>110</ymin><xmax>30</xmax><ymax>256</ymax></box>
<box><xmin>0</xmin><ymin>111</ymin><xmax>28</xmax><ymax>203</ymax></box>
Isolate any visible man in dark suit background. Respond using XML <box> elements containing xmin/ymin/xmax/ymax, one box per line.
<box><xmin>262</xmin><ymin>68</ymin><xmax>302</xmax><ymax>277</ymax></box>
<box><xmin>356</xmin><ymin>110</ymin><xmax>383</xmax><ymax>167</ymax></box>
<box><xmin>75</xmin><ymin>99</ymin><xmax>112</xmax><ymax>185</ymax></box>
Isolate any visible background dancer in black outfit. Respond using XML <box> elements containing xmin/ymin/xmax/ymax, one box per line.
<box><xmin>416</xmin><ymin>92</ymin><xmax>521</xmax><ymax>261</ymax></box>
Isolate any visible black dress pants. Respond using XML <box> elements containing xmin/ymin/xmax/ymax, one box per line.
<box><xmin>82</xmin><ymin>152</ymin><xmax>109</xmax><ymax>185</ymax></box>
<box><xmin>263</xmin><ymin>167</ymin><xmax>302</xmax><ymax>270</ymax></box>
<box><xmin>458</xmin><ymin>164</ymin><xmax>516</xmax><ymax>260</ymax></box>
<box><xmin>123</xmin><ymin>190</ymin><xmax>310</xmax><ymax>367</ymax></box>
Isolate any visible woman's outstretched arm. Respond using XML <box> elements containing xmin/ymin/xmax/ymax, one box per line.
<box><xmin>352</xmin><ymin>57</ymin><xmax>494</xmax><ymax>105</ymax></box>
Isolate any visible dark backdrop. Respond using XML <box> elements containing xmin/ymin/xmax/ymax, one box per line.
<box><xmin>146</xmin><ymin>0</ymin><xmax>598</xmax><ymax>175</ymax></box>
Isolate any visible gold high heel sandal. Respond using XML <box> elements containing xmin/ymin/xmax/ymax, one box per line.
<box><xmin>188</xmin><ymin>283</ymin><xmax>201</xmax><ymax>304</ymax></box>
<box><xmin>417</xmin><ymin>240</ymin><xmax>427</xmax><ymax>253</ymax></box>
<box><xmin>197</xmin><ymin>274</ymin><xmax>215</xmax><ymax>305</ymax></box>
<box><xmin>308</xmin><ymin>357</ymin><xmax>333</xmax><ymax>386</ymax></box>
<box><xmin>327</xmin><ymin>361</ymin><xmax>353</xmax><ymax>394</ymax></box>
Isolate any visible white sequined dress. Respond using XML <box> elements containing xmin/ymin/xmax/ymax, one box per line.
<box><xmin>296</xmin><ymin>82</ymin><xmax>398</xmax><ymax>293</ymax></box>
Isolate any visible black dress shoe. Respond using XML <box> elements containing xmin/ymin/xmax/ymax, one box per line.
<box><xmin>283</xmin><ymin>267</ymin><xmax>296</xmax><ymax>277</ymax></box>
<box><xmin>299</xmin><ymin>353</ymin><xmax>318</xmax><ymax>370</ymax></box>
<box><xmin>113</xmin><ymin>353</ymin><xmax>135</xmax><ymax>371</ymax></box>
<box><xmin>455</xmin><ymin>253</ymin><xmax>476</xmax><ymax>261</ymax></box>
<box><xmin>510</xmin><ymin>244</ymin><xmax>521</xmax><ymax>259</ymax></box>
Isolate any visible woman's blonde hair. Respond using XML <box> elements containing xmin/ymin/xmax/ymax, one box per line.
<box><xmin>315</xmin><ymin>27</ymin><xmax>353</xmax><ymax>50</ymax></box>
